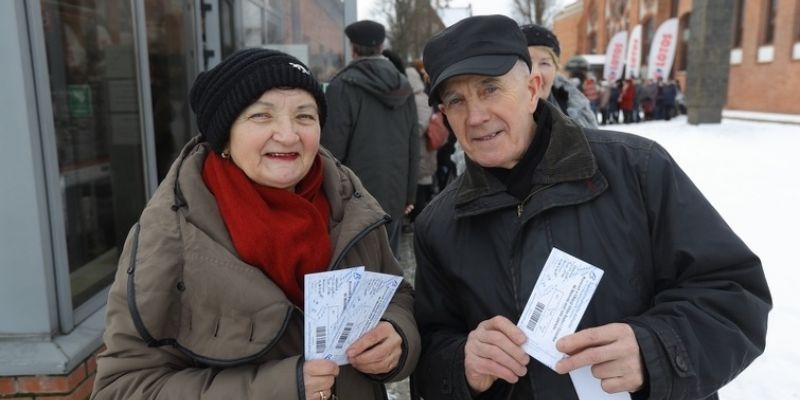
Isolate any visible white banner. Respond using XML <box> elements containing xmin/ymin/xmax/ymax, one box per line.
<box><xmin>625</xmin><ymin>25</ymin><xmax>642</xmax><ymax>79</ymax></box>
<box><xmin>603</xmin><ymin>31</ymin><xmax>627</xmax><ymax>81</ymax></box>
<box><xmin>647</xmin><ymin>18</ymin><xmax>679</xmax><ymax>80</ymax></box>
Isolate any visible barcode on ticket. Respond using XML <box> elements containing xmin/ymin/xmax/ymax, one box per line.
<box><xmin>315</xmin><ymin>326</ymin><xmax>326</xmax><ymax>353</ymax></box>
<box><xmin>335</xmin><ymin>322</ymin><xmax>354</xmax><ymax>349</ymax></box>
<box><xmin>526</xmin><ymin>302</ymin><xmax>546</xmax><ymax>331</ymax></box>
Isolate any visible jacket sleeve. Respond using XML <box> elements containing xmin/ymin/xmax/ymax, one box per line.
<box><xmin>412</xmin><ymin>222</ymin><xmax>480</xmax><ymax>400</ymax></box>
<box><xmin>321</xmin><ymin>78</ymin><xmax>355</xmax><ymax>163</ymax></box>
<box><xmin>625</xmin><ymin>142</ymin><xmax>771</xmax><ymax>400</ymax></box>
<box><xmin>406</xmin><ymin>95</ymin><xmax>420</xmax><ymax>205</ymax></box>
<box><xmin>91</xmin><ymin>230</ymin><xmax>305</xmax><ymax>400</ymax></box>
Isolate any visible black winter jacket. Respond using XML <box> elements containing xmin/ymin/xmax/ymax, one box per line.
<box><xmin>322</xmin><ymin>56</ymin><xmax>419</xmax><ymax>221</ymax></box>
<box><xmin>413</xmin><ymin>102</ymin><xmax>771</xmax><ymax>400</ymax></box>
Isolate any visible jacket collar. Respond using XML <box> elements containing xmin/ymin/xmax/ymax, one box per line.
<box><xmin>455</xmin><ymin>100</ymin><xmax>598</xmax><ymax>208</ymax></box>
<box><xmin>166</xmin><ymin>137</ymin><xmax>387</xmax><ymax>264</ymax></box>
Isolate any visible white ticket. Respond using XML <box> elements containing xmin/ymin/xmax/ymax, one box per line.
<box><xmin>569</xmin><ymin>366</ymin><xmax>631</xmax><ymax>400</ymax></box>
<box><xmin>516</xmin><ymin>247</ymin><xmax>604</xmax><ymax>370</ymax></box>
<box><xmin>304</xmin><ymin>267</ymin><xmax>402</xmax><ymax>365</ymax></box>
<box><xmin>320</xmin><ymin>271</ymin><xmax>402</xmax><ymax>365</ymax></box>
<box><xmin>304</xmin><ymin>266</ymin><xmax>364</xmax><ymax>361</ymax></box>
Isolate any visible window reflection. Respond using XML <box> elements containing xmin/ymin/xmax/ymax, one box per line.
<box><xmin>41</xmin><ymin>0</ymin><xmax>146</xmax><ymax>308</ymax></box>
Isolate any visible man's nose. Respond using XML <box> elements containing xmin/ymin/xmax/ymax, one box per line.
<box><xmin>466</xmin><ymin>101</ymin><xmax>489</xmax><ymax>126</ymax></box>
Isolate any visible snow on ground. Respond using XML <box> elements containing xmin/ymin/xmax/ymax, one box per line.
<box><xmin>610</xmin><ymin>115</ymin><xmax>800</xmax><ymax>399</ymax></box>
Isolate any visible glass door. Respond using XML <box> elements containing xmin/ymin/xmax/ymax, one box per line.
<box><xmin>40</xmin><ymin>0</ymin><xmax>147</xmax><ymax>310</ymax></box>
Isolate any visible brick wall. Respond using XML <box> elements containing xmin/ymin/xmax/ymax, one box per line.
<box><xmin>0</xmin><ymin>346</ymin><xmax>103</xmax><ymax>400</ymax></box>
<box><xmin>726</xmin><ymin>0</ymin><xmax>800</xmax><ymax>114</ymax></box>
<box><xmin>553</xmin><ymin>0</ymin><xmax>800</xmax><ymax>114</ymax></box>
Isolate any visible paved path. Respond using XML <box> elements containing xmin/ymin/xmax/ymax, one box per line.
<box><xmin>385</xmin><ymin>230</ymin><xmax>416</xmax><ymax>400</ymax></box>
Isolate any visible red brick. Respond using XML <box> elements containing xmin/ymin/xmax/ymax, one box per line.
<box><xmin>17</xmin><ymin>365</ymin><xmax>86</xmax><ymax>394</ymax></box>
<box><xmin>3</xmin><ymin>397</ymin><xmax>34</xmax><ymax>400</ymax></box>
<box><xmin>37</xmin><ymin>376</ymin><xmax>93</xmax><ymax>400</ymax></box>
<box><xmin>0</xmin><ymin>377</ymin><xmax>18</xmax><ymax>395</ymax></box>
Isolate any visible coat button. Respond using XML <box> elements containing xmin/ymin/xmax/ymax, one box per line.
<box><xmin>354</xmin><ymin>191</ymin><xmax>362</xmax><ymax>198</ymax></box>
<box><xmin>675</xmin><ymin>355</ymin><xmax>688</xmax><ymax>372</ymax></box>
<box><xmin>176</xmin><ymin>282</ymin><xmax>186</xmax><ymax>291</ymax></box>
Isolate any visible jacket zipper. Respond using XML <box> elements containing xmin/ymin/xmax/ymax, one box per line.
<box><xmin>330</xmin><ymin>214</ymin><xmax>392</xmax><ymax>269</ymax></box>
<box><xmin>516</xmin><ymin>184</ymin><xmax>555</xmax><ymax>217</ymax></box>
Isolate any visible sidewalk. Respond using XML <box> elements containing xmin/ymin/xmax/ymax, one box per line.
<box><xmin>385</xmin><ymin>230</ymin><xmax>416</xmax><ymax>400</ymax></box>
<box><xmin>722</xmin><ymin>109</ymin><xmax>800</xmax><ymax>125</ymax></box>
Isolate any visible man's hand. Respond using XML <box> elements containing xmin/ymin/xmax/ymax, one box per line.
<box><xmin>347</xmin><ymin>321</ymin><xmax>403</xmax><ymax>375</ymax></box>
<box><xmin>404</xmin><ymin>204</ymin><xmax>415</xmax><ymax>215</ymax></box>
<box><xmin>554</xmin><ymin>323</ymin><xmax>644</xmax><ymax>394</ymax></box>
<box><xmin>464</xmin><ymin>316</ymin><xmax>530</xmax><ymax>394</ymax></box>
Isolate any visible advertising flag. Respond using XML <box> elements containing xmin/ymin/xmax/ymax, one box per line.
<box><xmin>647</xmin><ymin>18</ymin><xmax>679</xmax><ymax>80</ymax></box>
<box><xmin>625</xmin><ymin>25</ymin><xmax>642</xmax><ymax>78</ymax></box>
<box><xmin>603</xmin><ymin>31</ymin><xmax>627</xmax><ymax>81</ymax></box>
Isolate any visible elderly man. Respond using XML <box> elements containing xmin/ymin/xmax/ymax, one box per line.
<box><xmin>412</xmin><ymin>15</ymin><xmax>770</xmax><ymax>400</ymax></box>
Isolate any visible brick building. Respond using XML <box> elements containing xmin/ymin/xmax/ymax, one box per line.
<box><xmin>552</xmin><ymin>0</ymin><xmax>800</xmax><ymax>114</ymax></box>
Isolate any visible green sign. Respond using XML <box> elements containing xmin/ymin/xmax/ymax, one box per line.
<box><xmin>67</xmin><ymin>84</ymin><xmax>92</xmax><ymax>117</ymax></box>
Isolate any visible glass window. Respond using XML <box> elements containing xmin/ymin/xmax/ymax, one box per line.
<box><xmin>795</xmin><ymin>0</ymin><xmax>800</xmax><ymax>42</ymax></box>
<box><xmin>40</xmin><ymin>0</ymin><xmax>147</xmax><ymax>308</ymax></box>
<box><xmin>641</xmin><ymin>16</ymin><xmax>656</xmax><ymax>69</ymax></box>
<box><xmin>243</xmin><ymin>0</ymin><xmax>265</xmax><ymax>47</ymax></box>
<box><xmin>733</xmin><ymin>0</ymin><xmax>745</xmax><ymax>48</ymax></box>
<box><xmin>144</xmin><ymin>0</ymin><xmax>196</xmax><ymax>179</ymax></box>
<box><xmin>678</xmin><ymin>13</ymin><xmax>691</xmax><ymax>71</ymax></box>
<box><xmin>761</xmin><ymin>0</ymin><xmax>778</xmax><ymax>45</ymax></box>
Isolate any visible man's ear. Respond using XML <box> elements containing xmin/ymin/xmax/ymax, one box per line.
<box><xmin>527</xmin><ymin>70</ymin><xmax>542</xmax><ymax>112</ymax></box>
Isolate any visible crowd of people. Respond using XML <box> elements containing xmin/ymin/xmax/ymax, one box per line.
<box><xmin>581</xmin><ymin>76</ymin><xmax>685</xmax><ymax>125</ymax></box>
<box><xmin>90</xmin><ymin>14</ymin><xmax>770</xmax><ymax>400</ymax></box>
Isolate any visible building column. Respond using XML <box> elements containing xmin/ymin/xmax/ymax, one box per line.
<box><xmin>685</xmin><ymin>0</ymin><xmax>735</xmax><ymax>124</ymax></box>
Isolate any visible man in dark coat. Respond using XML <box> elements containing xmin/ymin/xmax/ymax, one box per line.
<box><xmin>413</xmin><ymin>15</ymin><xmax>770</xmax><ymax>400</ymax></box>
<box><xmin>322</xmin><ymin>20</ymin><xmax>418</xmax><ymax>254</ymax></box>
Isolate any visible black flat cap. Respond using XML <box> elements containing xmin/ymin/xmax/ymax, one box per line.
<box><xmin>423</xmin><ymin>15</ymin><xmax>531</xmax><ymax>106</ymax></box>
<box><xmin>345</xmin><ymin>20</ymin><xmax>385</xmax><ymax>47</ymax></box>
<box><xmin>520</xmin><ymin>24</ymin><xmax>561</xmax><ymax>56</ymax></box>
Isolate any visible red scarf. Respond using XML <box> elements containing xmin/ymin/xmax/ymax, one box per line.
<box><xmin>202</xmin><ymin>151</ymin><xmax>332</xmax><ymax>306</ymax></box>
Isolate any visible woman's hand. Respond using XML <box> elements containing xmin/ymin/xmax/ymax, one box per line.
<box><xmin>304</xmin><ymin>359</ymin><xmax>339</xmax><ymax>400</ymax></box>
<box><xmin>346</xmin><ymin>321</ymin><xmax>403</xmax><ymax>375</ymax></box>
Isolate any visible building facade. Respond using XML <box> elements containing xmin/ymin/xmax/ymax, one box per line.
<box><xmin>0</xmin><ymin>0</ymin><xmax>355</xmax><ymax>398</ymax></box>
<box><xmin>553</xmin><ymin>0</ymin><xmax>800</xmax><ymax>114</ymax></box>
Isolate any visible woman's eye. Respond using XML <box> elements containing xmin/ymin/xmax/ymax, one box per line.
<box><xmin>250</xmin><ymin>113</ymin><xmax>271</xmax><ymax>120</ymax></box>
<box><xmin>445</xmin><ymin>97</ymin><xmax>462</xmax><ymax>108</ymax></box>
<box><xmin>297</xmin><ymin>113</ymin><xmax>317</xmax><ymax>121</ymax></box>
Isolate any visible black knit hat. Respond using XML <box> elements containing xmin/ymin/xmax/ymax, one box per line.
<box><xmin>520</xmin><ymin>24</ymin><xmax>561</xmax><ymax>57</ymax></box>
<box><xmin>345</xmin><ymin>20</ymin><xmax>386</xmax><ymax>47</ymax></box>
<box><xmin>189</xmin><ymin>48</ymin><xmax>327</xmax><ymax>153</ymax></box>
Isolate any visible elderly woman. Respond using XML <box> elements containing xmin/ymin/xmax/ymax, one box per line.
<box><xmin>91</xmin><ymin>49</ymin><xmax>419</xmax><ymax>400</ymax></box>
<box><xmin>520</xmin><ymin>24</ymin><xmax>598</xmax><ymax>128</ymax></box>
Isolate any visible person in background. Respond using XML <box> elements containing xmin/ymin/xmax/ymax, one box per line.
<box><xmin>520</xmin><ymin>23</ymin><xmax>597</xmax><ymax>129</ymax></box>
<box><xmin>413</xmin><ymin>14</ymin><xmax>770</xmax><ymax>400</ymax></box>
<box><xmin>91</xmin><ymin>48</ymin><xmax>419</xmax><ymax>400</ymax></box>
<box><xmin>581</xmin><ymin>75</ymin><xmax>600</xmax><ymax>123</ymax></box>
<box><xmin>662</xmin><ymin>80</ymin><xmax>678</xmax><ymax>121</ymax></box>
<box><xmin>620</xmin><ymin>78</ymin><xmax>635</xmax><ymax>123</ymax></box>
<box><xmin>406</xmin><ymin>60</ymin><xmax>437</xmax><ymax>226</ymax></box>
<box><xmin>322</xmin><ymin>20</ymin><xmax>419</xmax><ymax>256</ymax></box>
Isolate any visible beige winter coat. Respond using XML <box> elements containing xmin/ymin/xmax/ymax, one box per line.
<box><xmin>91</xmin><ymin>138</ymin><xmax>419</xmax><ymax>399</ymax></box>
